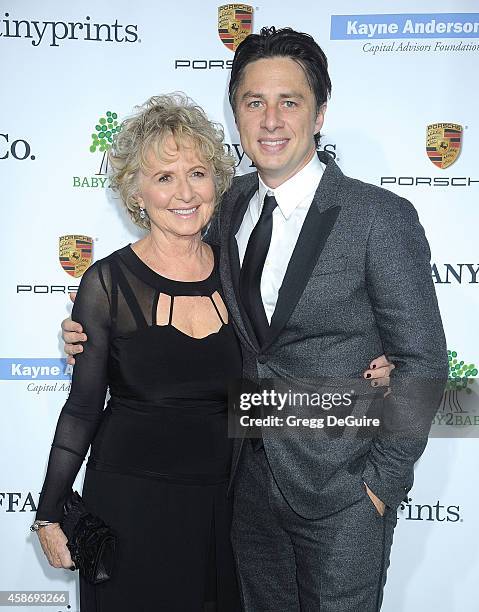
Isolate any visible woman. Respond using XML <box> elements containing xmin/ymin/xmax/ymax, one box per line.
<box><xmin>34</xmin><ymin>94</ymin><xmax>242</xmax><ymax>611</ymax></box>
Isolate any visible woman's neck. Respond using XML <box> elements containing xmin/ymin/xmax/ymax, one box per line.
<box><xmin>131</xmin><ymin>231</ymin><xmax>213</xmax><ymax>281</ymax></box>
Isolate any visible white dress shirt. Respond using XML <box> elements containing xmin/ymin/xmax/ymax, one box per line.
<box><xmin>235</xmin><ymin>154</ymin><xmax>324</xmax><ymax>323</ymax></box>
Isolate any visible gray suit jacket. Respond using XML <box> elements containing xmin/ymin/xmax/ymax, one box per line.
<box><xmin>206</xmin><ymin>151</ymin><xmax>448</xmax><ymax>519</ymax></box>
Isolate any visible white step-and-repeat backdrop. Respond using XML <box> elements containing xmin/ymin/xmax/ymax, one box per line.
<box><xmin>1</xmin><ymin>1</ymin><xmax>478</xmax><ymax>610</ymax></box>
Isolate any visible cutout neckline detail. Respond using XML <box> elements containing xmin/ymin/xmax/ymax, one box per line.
<box><xmin>155</xmin><ymin>292</ymin><xmax>229</xmax><ymax>340</ymax></box>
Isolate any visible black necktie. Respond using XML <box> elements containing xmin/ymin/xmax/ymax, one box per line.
<box><xmin>240</xmin><ymin>194</ymin><xmax>278</xmax><ymax>346</ymax></box>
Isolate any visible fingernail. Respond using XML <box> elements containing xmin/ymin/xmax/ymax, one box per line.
<box><xmin>366</xmin><ymin>373</ymin><xmax>371</xmax><ymax>379</ymax></box>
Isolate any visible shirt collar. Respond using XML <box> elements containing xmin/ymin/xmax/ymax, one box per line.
<box><xmin>257</xmin><ymin>153</ymin><xmax>324</xmax><ymax>219</ymax></box>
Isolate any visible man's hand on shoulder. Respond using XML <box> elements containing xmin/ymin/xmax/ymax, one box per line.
<box><xmin>62</xmin><ymin>292</ymin><xmax>87</xmax><ymax>365</ymax></box>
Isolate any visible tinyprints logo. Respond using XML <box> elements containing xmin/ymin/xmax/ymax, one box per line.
<box><xmin>0</xmin><ymin>12</ymin><xmax>139</xmax><ymax>47</ymax></box>
<box><xmin>73</xmin><ymin>110</ymin><xmax>121</xmax><ymax>189</ymax></box>
<box><xmin>398</xmin><ymin>497</ymin><xmax>461</xmax><ymax>522</ymax></box>
<box><xmin>225</xmin><ymin>142</ymin><xmax>337</xmax><ymax>169</ymax></box>
<box><xmin>331</xmin><ymin>13</ymin><xmax>479</xmax><ymax>55</ymax></box>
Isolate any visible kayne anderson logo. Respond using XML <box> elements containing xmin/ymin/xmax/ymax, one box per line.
<box><xmin>0</xmin><ymin>358</ymin><xmax>72</xmax><ymax>394</ymax></box>
<box><xmin>0</xmin><ymin>358</ymin><xmax>71</xmax><ymax>379</ymax></box>
<box><xmin>380</xmin><ymin>123</ymin><xmax>478</xmax><ymax>188</ymax></box>
<box><xmin>331</xmin><ymin>13</ymin><xmax>479</xmax><ymax>55</ymax></box>
<box><xmin>73</xmin><ymin>110</ymin><xmax>121</xmax><ymax>189</ymax></box>
<box><xmin>175</xmin><ymin>4</ymin><xmax>254</xmax><ymax>70</ymax></box>
<box><xmin>0</xmin><ymin>12</ymin><xmax>139</xmax><ymax>47</ymax></box>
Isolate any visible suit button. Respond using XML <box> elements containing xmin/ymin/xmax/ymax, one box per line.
<box><xmin>258</xmin><ymin>354</ymin><xmax>267</xmax><ymax>364</ymax></box>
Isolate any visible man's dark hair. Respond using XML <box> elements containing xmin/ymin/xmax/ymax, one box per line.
<box><xmin>228</xmin><ymin>26</ymin><xmax>332</xmax><ymax>145</ymax></box>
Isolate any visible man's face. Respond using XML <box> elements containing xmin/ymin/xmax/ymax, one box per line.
<box><xmin>234</xmin><ymin>56</ymin><xmax>325</xmax><ymax>188</ymax></box>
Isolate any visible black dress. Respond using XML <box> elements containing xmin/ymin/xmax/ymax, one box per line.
<box><xmin>36</xmin><ymin>244</ymin><xmax>243</xmax><ymax>612</ymax></box>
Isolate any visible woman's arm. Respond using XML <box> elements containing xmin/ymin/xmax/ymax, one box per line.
<box><xmin>35</xmin><ymin>261</ymin><xmax>111</xmax><ymax>566</ymax></box>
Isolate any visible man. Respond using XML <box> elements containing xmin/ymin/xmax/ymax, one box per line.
<box><xmin>63</xmin><ymin>27</ymin><xmax>447</xmax><ymax>611</ymax></box>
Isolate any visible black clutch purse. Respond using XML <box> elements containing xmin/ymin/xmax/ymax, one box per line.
<box><xmin>61</xmin><ymin>491</ymin><xmax>116</xmax><ymax>584</ymax></box>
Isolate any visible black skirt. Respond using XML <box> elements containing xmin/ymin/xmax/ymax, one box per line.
<box><xmin>80</xmin><ymin>467</ymin><xmax>241</xmax><ymax>612</ymax></box>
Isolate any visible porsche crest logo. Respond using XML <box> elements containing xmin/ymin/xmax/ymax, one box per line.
<box><xmin>426</xmin><ymin>123</ymin><xmax>462</xmax><ymax>169</ymax></box>
<box><xmin>59</xmin><ymin>235</ymin><xmax>93</xmax><ymax>278</ymax></box>
<box><xmin>218</xmin><ymin>4</ymin><xmax>253</xmax><ymax>51</ymax></box>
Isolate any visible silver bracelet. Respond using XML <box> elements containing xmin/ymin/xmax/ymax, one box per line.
<box><xmin>30</xmin><ymin>520</ymin><xmax>56</xmax><ymax>532</ymax></box>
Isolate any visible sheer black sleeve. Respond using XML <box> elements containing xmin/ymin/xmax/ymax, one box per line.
<box><xmin>36</xmin><ymin>261</ymin><xmax>111</xmax><ymax>522</ymax></box>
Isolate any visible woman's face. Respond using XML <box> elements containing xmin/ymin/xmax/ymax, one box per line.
<box><xmin>136</xmin><ymin>136</ymin><xmax>216</xmax><ymax>240</ymax></box>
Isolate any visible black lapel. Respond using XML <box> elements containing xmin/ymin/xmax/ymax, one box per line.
<box><xmin>262</xmin><ymin>152</ymin><xmax>343</xmax><ymax>351</ymax></box>
<box><xmin>219</xmin><ymin>183</ymin><xmax>259</xmax><ymax>351</ymax></box>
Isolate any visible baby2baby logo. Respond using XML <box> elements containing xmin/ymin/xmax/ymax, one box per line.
<box><xmin>73</xmin><ymin>110</ymin><xmax>122</xmax><ymax>189</ymax></box>
<box><xmin>432</xmin><ymin>349</ymin><xmax>478</xmax><ymax>430</ymax></box>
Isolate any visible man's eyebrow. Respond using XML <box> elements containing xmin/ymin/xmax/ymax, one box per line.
<box><xmin>240</xmin><ymin>91</ymin><xmax>305</xmax><ymax>100</ymax></box>
<box><xmin>241</xmin><ymin>91</ymin><xmax>265</xmax><ymax>100</ymax></box>
<box><xmin>279</xmin><ymin>92</ymin><xmax>305</xmax><ymax>100</ymax></box>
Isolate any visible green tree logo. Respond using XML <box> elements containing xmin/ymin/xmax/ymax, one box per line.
<box><xmin>90</xmin><ymin>111</ymin><xmax>121</xmax><ymax>175</ymax></box>
<box><xmin>440</xmin><ymin>349</ymin><xmax>477</xmax><ymax>413</ymax></box>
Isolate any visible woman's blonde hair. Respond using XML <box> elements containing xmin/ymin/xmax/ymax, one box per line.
<box><xmin>108</xmin><ymin>93</ymin><xmax>235</xmax><ymax>230</ymax></box>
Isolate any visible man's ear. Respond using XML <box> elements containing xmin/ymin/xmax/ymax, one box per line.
<box><xmin>314</xmin><ymin>103</ymin><xmax>327</xmax><ymax>134</ymax></box>
<box><xmin>232</xmin><ymin>107</ymin><xmax>239</xmax><ymax>129</ymax></box>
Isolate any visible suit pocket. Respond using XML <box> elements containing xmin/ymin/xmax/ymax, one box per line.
<box><xmin>311</xmin><ymin>256</ymin><xmax>348</xmax><ymax>276</ymax></box>
<box><xmin>363</xmin><ymin>482</ymin><xmax>386</xmax><ymax>518</ymax></box>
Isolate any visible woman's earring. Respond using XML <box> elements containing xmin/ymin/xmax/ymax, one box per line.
<box><xmin>139</xmin><ymin>207</ymin><xmax>147</xmax><ymax>219</ymax></box>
